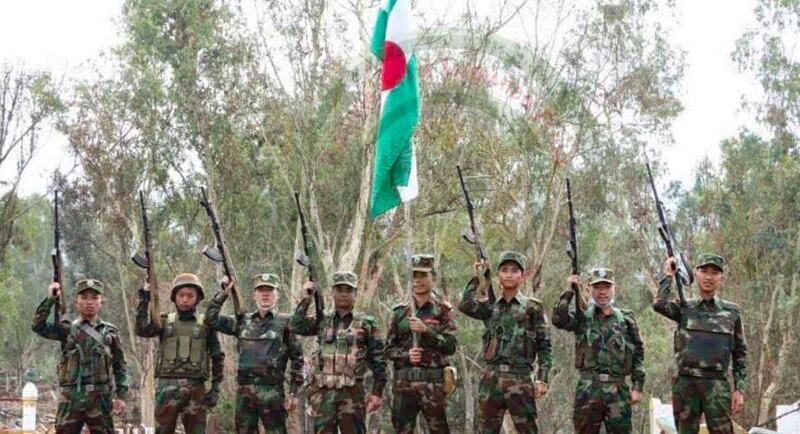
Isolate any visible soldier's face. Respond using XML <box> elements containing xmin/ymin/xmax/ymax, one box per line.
<box><xmin>254</xmin><ymin>286</ymin><xmax>278</xmax><ymax>309</ymax></box>
<box><xmin>332</xmin><ymin>285</ymin><xmax>356</xmax><ymax>310</ymax></box>
<box><xmin>174</xmin><ymin>287</ymin><xmax>198</xmax><ymax>311</ymax></box>
<box><xmin>412</xmin><ymin>271</ymin><xmax>435</xmax><ymax>294</ymax></box>
<box><xmin>590</xmin><ymin>282</ymin><xmax>615</xmax><ymax>307</ymax></box>
<box><xmin>497</xmin><ymin>262</ymin><xmax>524</xmax><ymax>290</ymax></box>
<box><xmin>695</xmin><ymin>266</ymin><xmax>724</xmax><ymax>293</ymax></box>
<box><xmin>75</xmin><ymin>290</ymin><xmax>103</xmax><ymax>318</ymax></box>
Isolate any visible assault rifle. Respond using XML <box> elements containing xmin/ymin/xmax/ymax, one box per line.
<box><xmin>457</xmin><ymin>165</ymin><xmax>494</xmax><ymax>303</ymax></box>
<box><xmin>294</xmin><ymin>192</ymin><xmax>323</xmax><ymax>319</ymax></box>
<box><xmin>131</xmin><ymin>191</ymin><xmax>161</xmax><ymax>328</ymax></box>
<box><xmin>646</xmin><ymin>163</ymin><xmax>691</xmax><ymax>305</ymax></box>
<box><xmin>199</xmin><ymin>187</ymin><xmax>242</xmax><ymax>315</ymax></box>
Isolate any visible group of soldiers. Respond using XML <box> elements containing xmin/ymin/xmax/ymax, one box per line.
<box><xmin>32</xmin><ymin>248</ymin><xmax>746</xmax><ymax>434</ymax></box>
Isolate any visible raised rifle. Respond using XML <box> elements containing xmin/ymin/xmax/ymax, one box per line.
<box><xmin>199</xmin><ymin>187</ymin><xmax>242</xmax><ymax>316</ymax></box>
<box><xmin>457</xmin><ymin>165</ymin><xmax>494</xmax><ymax>303</ymax></box>
<box><xmin>294</xmin><ymin>192</ymin><xmax>323</xmax><ymax>319</ymax></box>
<box><xmin>131</xmin><ymin>191</ymin><xmax>161</xmax><ymax>328</ymax></box>
<box><xmin>646</xmin><ymin>162</ymin><xmax>691</xmax><ymax>305</ymax></box>
<box><xmin>51</xmin><ymin>190</ymin><xmax>65</xmax><ymax>320</ymax></box>
<box><xmin>565</xmin><ymin>179</ymin><xmax>588</xmax><ymax>311</ymax></box>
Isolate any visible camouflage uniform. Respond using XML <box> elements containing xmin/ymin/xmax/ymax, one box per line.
<box><xmin>552</xmin><ymin>268</ymin><xmax>645</xmax><ymax>434</ymax></box>
<box><xmin>31</xmin><ymin>279</ymin><xmax>128</xmax><ymax>434</ymax></box>
<box><xmin>292</xmin><ymin>271</ymin><xmax>388</xmax><ymax>434</ymax></box>
<box><xmin>135</xmin><ymin>273</ymin><xmax>225</xmax><ymax>434</ymax></box>
<box><xmin>653</xmin><ymin>253</ymin><xmax>747</xmax><ymax>434</ymax></box>
<box><xmin>386</xmin><ymin>255</ymin><xmax>457</xmax><ymax>434</ymax></box>
<box><xmin>205</xmin><ymin>273</ymin><xmax>304</xmax><ymax>434</ymax></box>
<box><xmin>458</xmin><ymin>252</ymin><xmax>552</xmax><ymax>434</ymax></box>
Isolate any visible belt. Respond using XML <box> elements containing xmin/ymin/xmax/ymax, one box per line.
<box><xmin>580</xmin><ymin>371</ymin><xmax>627</xmax><ymax>383</ymax></box>
<box><xmin>158</xmin><ymin>378</ymin><xmax>205</xmax><ymax>386</ymax></box>
<box><xmin>678</xmin><ymin>367</ymin><xmax>726</xmax><ymax>379</ymax></box>
<box><xmin>62</xmin><ymin>383</ymin><xmax>112</xmax><ymax>393</ymax></box>
<box><xmin>396</xmin><ymin>367</ymin><xmax>444</xmax><ymax>383</ymax></box>
<box><xmin>488</xmin><ymin>364</ymin><xmax>531</xmax><ymax>376</ymax></box>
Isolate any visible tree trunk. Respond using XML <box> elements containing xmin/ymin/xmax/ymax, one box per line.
<box><xmin>458</xmin><ymin>350</ymin><xmax>475</xmax><ymax>434</ymax></box>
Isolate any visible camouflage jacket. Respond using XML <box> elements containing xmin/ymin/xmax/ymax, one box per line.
<box><xmin>205</xmin><ymin>292</ymin><xmax>304</xmax><ymax>392</ymax></box>
<box><xmin>653</xmin><ymin>276</ymin><xmax>747</xmax><ymax>390</ymax></box>
<box><xmin>135</xmin><ymin>289</ymin><xmax>224</xmax><ymax>387</ymax></box>
<box><xmin>553</xmin><ymin>290</ymin><xmax>645</xmax><ymax>391</ymax></box>
<box><xmin>385</xmin><ymin>296</ymin><xmax>458</xmax><ymax>370</ymax></box>
<box><xmin>458</xmin><ymin>277</ymin><xmax>552</xmax><ymax>382</ymax></box>
<box><xmin>32</xmin><ymin>297</ymin><xmax>128</xmax><ymax>398</ymax></box>
<box><xmin>292</xmin><ymin>297</ymin><xmax>388</xmax><ymax>396</ymax></box>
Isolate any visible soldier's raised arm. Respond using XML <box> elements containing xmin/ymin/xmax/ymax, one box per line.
<box><xmin>134</xmin><ymin>284</ymin><xmax>162</xmax><ymax>337</ymax></box>
<box><xmin>204</xmin><ymin>279</ymin><xmax>240</xmax><ymax>335</ymax></box>
<box><xmin>31</xmin><ymin>282</ymin><xmax>68</xmax><ymax>341</ymax></box>
<box><xmin>652</xmin><ymin>256</ymin><xmax>683</xmax><ymax>321</ymax></box>
<box><xmin>552</xmin><ymin>275</ymin><xmax>587</xmax><ymax>331</ymax></box>
<box><xmin>458</xmin><ymin>275</ymin><xmax>492</xmax><ymax>320</ymax></box>
<box><xmin>291</xmin><ymin>280</ymin><xmax>323</xmax><ymax>336</ymax></box>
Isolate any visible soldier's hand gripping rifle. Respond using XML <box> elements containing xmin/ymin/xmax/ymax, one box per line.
<box><xmin>646</xmin><ymin>163</ymin><xmax>692</xmax><ymax>305</ymax></box>
<box><xmin>51</xmin><ymin>190</ymin><xmax>66</xmax><ymax>320</ymax></box>
<box><xmin>294</xmin><ymin>192</ymin><xmax>323</xmax><ymax>319</ymax></box>
<box><xmin>131</xmin><ymin>191</ymin><xmax>161</xmax><ymax>328</ymax></box>
<box><xmin>199</xmin><ymin>187</ymin><xmax>243</xmax><ymax>316</ymax></box>
<box><xmin>565</xmin><ymin>179</ymin><xmax>588</xmax><ymax>312</ymax></box>
<box><xmin>457</xmin><ymin>165</ymin><xmax>494</xmax><ymax>303</ymax></box>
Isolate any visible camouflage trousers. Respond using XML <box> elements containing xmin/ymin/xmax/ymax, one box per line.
<box><xmin>477</xmin><ymin>370</ymin><xmax>538</xmax><ymax>434</ymax></box>
<box><xmin>391</xmin><ymin>380</ymin><xmax>450</xmax><ymax>434</ymax></box>
<box><xmin>310</xmin><ymin>383</ymin><xmax>366</xmax><ymax>434</ymax></box>
<box><xmin>672</xmin><ymin>375</ymin><xmax>733</xmax><ymax>434</ymax></box>
<box><xmin>573</xmin><ymin>377</ymin><xmax>632</xmax><ymax>434</ymax></box>
<box><xmin>236</xmin><ymin>384</ymin><xmax>288</xmax><ymax>434</ymax></box>
<box><xmin>55</xmin><ymin>387</ymin><xmax>115</xmax><ymax>434</ymax></box>
<box><xmin>154</xmin><ymin>380</ymin><xmax>207</xmax><ymax>434</ymax></box>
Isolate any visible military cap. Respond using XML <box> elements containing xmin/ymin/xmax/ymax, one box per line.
<box><xmin>496</xmin><ymin>251</ymin><xmax>527</xmax><ymax>271</ymax></box>
<box><xmin>253</xmin><ymin>273</ymin><xmax>281</xmax><ymax>289</ymax></box>
<box><xmin>695</xmin><ymin>253</ymin><xmax>725</xmax><ymax>271</ymax></box>
<box><xmin>75</xmin><ymin>278</ymin><xmax>104</xmax><ymax>295</ymax></box>
<box><xmin>332</xmin><ymin>271</ymin><xmax>358</xmax><ymax>289</ymax></box>
<box><xmin>587</xmin><ymin>267</ymin><xmax>615</xmax><ymax>285</ymax></box>
<box><xmin>412</xmin><ymin>254</ymin><xmax>435</xmax><ymax>273</ymax></box>
<box><xmin>170</xmin><ymin>273</ymin><xmax>205</xmax><ymax>302</ymax></box>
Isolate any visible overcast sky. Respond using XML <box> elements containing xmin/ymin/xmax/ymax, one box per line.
<box><xmin>0</xmin><ymin>0</ymin><xmax>760</xmax><ymax>196</ymax></box>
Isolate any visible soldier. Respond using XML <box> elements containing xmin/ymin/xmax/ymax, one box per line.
<box><xmin>135</xmin><ymin>273</ymin><xmax>225</xmax><ymax>434</ymax></box>
<box><xmin>653</xmin><ymin>253</ymin><xmax>747</xmax><ymax>434</ymax></box>
<box><xmin>205</xmin><ymin>273</ymin><xmax>304</xmax><ymax>434</ymax></box>
<box><xmin>293</xmin><ymin>271</ymin><xmax>388</xmax><ymax>434</ymax></box>
<box><xmin>458</xmin><ymin>251</ymin><xmax>552</xmax><ymax>434</ymax></box>
<box><xmin>32</xmin><ymin>278</ymin><xmax>128</xmax><ymax>434</ymax></box>
<box><xmin>386</xmin><ymin>254</ymin><xmax>457</xmax><ymax>434</ymax></box>
<box><xmin>552</xmin><ymin>268</ymin><xmax>645</xmax><ymax>434</ymax></box>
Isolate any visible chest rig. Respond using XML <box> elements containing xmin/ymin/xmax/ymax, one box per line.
<box><xmin>237</xmin><ymin>312</ymin><xmax>290</xmax><ymax>381</ymax></box>
<box><xmin>317</xmin><ymin>312</ymin><xmax>368</xmax><ymax>388</ymax></box>
<box><xmin>575</xmin><ymin>306</ymin><xmax>634</xmax><ymax>375</ymax></box>
<box><xmin>58</xmin><ymin>319</ymin><xmax>114</xmax><ymax>389</ymax></box>
<box><xmin>158</xmin><ymin>313</ymin><xmax>209</xmax><ymax>379</ymax></box>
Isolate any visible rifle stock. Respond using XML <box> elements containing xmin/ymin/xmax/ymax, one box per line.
<box><xmin>294</xmin><ymin>192</ymin><xmax>324</xmax><ymax>319</ymax></box>
<box><xmin>646</xmin><ymin>163</ymin><xmax>690</xmax><ymax>305</ymax></box>
<box><xmin>132</xmin><ymin>191</ymin><xmax>161</xmax><ymax>328</ymax></box>
<box><xmin>457</xmin><ymin>165</ymin><xmax>494</xmax><ymax>303</ymax></box>
<box><xmin>199</xmin><ymin>187</ymin><xmax>242</xmax><ymax>316</ymax></box>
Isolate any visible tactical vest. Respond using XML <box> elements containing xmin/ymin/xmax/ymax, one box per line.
<box><xmin>317</xmin><ymin>312</ymin><xmax>369</xmax><ymax>388</ymax></box>
<box><xmin>483</xmin><ymin>296</ymin><xmax>538</xmax><ymax>365</ymax></box>
<box><xmin>676</xmin><ymin>300</ymin><xmax>735</xmax><ymax>373</ymax></box>
<box><xmin>575</xmin><ymin>306</ymin><xmax>634</xmax><ymax>376</ymax></box>
<box><xmin>237</xmin><ymin>312</ymin><xmax>290</xmax><ymax>382</ymax></box>
<box><xmin>157</xmin><ymin>313</ymin><xmax>209</xmax><ymax>379</ymax></box>
<box><xmin>57</xmin><ymin>319</ymin><xmax>114</xmax><ymax>387</ymax></box>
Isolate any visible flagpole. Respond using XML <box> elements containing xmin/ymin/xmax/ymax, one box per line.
<box><xmin>404</xmin><ymin>202</ymin><xmax>419</xmax><ymax>347</ymax></box>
